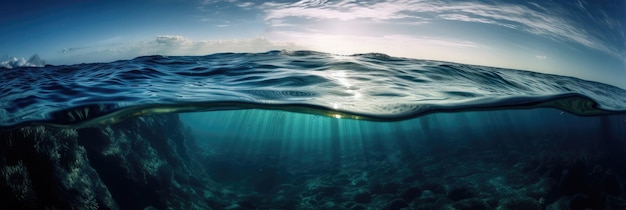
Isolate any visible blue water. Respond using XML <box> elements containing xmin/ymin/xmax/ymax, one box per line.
<box><xmin>2</xmin><ymin>51</ymin><xmax>626</xmax><ymax>209</ymax></box>
<box><xmin>1</xmin><ymin>50</ymin><xmax>625</xmax><ymax>129</ymax></box>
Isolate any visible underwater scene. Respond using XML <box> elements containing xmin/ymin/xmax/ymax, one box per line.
<box><xmin>2</xmin><ymin>0</ymin><xmax>626</xmax><ymax>210</ymax></box>
<box><xmin>2</xmin><ymin>51</ymin><xmax>626</xmax><ymax>210</ymax></box>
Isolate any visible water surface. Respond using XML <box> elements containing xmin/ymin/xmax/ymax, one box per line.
<box><xmin>1</xmin><ymin>51</ymin><xmax>625</xmax><ymax>129</ymax></box>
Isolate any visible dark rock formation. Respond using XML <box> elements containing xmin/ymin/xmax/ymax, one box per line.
<box><xmin>353</xmin><ymin>189</ymin><xmax>372</xmax><ymax>204</ymax></box>
<box><xmin>385</xmin><ymin>198</ymin><xmax>409</xmax><ymax>210</ymax></box>
<box><xmin>400</xmin><ymin>186</ymin><xmax>422</xmax><ymax>202</ymax></box>
<box><xmin>0</xmin><ymin>114</ymin><xmax>209</xmax><ymax>209</ymax></box>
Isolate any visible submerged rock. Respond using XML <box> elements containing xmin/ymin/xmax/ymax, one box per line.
<box><xmin>353</xmin><ymin>189</ymin><xmax>372</xmax><ymax>204</ymax></box>
<box><xmin>0</xmin><ymin>114</ymin><xmax>208</xmax><ymax>209</ymax></box>
<box><xmin>385</xmin><ymin>198</ymin><xmax>409</xmax><ymax>210</ymax></box>
<box><xmin>0</xmin><ymin>126</ymin><xmax>116</xmax><ymax>209</ymax></box>
<box><xmin>496</xmin><ymin>196</ymin><xmax>541</xmax><ymax>210</ymax></box>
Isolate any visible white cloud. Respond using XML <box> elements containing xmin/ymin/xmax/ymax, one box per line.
<box><xmin>437</xmin><ymin>13</ymin><xmax>517</xmax><ymax>29</ymax></box>
<box><xmin>260</xmin><ymin>0</ymin><xmax>624</xmax><ymax>62</ymax></box>
<box><xmin>236</xmin><ymin>2</ymin><xmax>254</xmax><ymax>8</ymax></box>
<box><xmin>535</xmin><ymin>55</ymin><xmax>547</xmax><ymax>59</ymax></box>
<box><xmin>155</xmin><ymin>35</ymin><xmax>191</xmax><ymax>45</ymax></box>
<box><xmin>0</xmin><ymin>55</ymin><xmax>45</xmax><ymax>68</ymax></box>
<box><xmin>49</xmin><ymin>36</ymin><xmax>301</xmax><ymax>65</ymax></box>
<box><xmin>263</xmin><ymin>0</ymin><xmax>413</xmax><ymax>21</ymax></box>
<box><xmin>147</xmin><ymin>35</ymin><xmax>299</xmax><ymax>55</ymax></box>
<box><xmin>266</xmin><ymin>30</ymin><xmax>483</xmax><ymax>62</ymax></box>
<box><xmin>382</xmin><ymin>35</ymin><xmax>480</xmax><ymax>49</ymax></box>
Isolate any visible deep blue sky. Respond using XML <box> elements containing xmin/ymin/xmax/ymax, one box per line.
<box><xmin>1</xmin><ymin>0</ymin><xmax>625</xmax><ymax>88</ymax></box>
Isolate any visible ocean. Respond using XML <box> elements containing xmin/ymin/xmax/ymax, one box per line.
<box><xmin>1</xmin><ymin>50</ymin><xmax>625</xmax><ymax>209</ymax></box>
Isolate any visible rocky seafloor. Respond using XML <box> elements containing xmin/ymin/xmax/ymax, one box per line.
<box><xmin>1</xmin><ymin>114</ymin><xmax>625</xmax><ymax>210</ymax></box>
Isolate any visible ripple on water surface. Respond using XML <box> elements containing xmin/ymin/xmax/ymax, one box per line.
<box><xmin>1</xmin><ymin>50</ymin><xmax>626</xmax><ymax>128</ymax></box>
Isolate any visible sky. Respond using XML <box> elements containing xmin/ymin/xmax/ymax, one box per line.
<box><xmin>1</xmin><ymin>0</ymin><xmax>625</xmax><ymax>88</ymax></box>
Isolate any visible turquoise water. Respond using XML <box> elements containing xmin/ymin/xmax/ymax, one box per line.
<box><xmin>182</xmin><ymin>108</ymin><xmax>625</xmax><ymax>142</ymax></box>
<box><xmin>178</xmin><ymin>108</ymin><xmax>626</xmax><ymax>209</ymax></box>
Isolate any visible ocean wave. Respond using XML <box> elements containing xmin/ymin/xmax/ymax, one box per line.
<box><xmin>1</xmin><ymin>50</ymin><xmax>625</xmax><ymax>129</ymax></box>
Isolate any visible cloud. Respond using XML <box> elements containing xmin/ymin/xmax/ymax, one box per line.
<box><xmin>535</xmin><ymin>55</ymin><xmax>547</xmax><ymax>59</ymax></box>
<box><xmin>236</xmin><ymin>2</ymin><xmax>254</xmax><ymax>8</ymax></box>
<box><xmin>197</xmin><ymin>0</ymin><xmax>262</xmax><ymax>22</ymax></box>
<box><xmin>260</xmin><ymin>0</ymin><xmax>624</xmax><ymax>61</ymax></box>
<box><xmin>382</xmin><ymin>35</ymin><xmax>480</xmax><ymax>49</ymax></box>
<box><xmin>0</xmin><ymin>54</ymin><xmax>45</xmax><ymax>68</ymax></box>
<box><xmin>155</xmin><ymin>35</ymin><xmax>191</xmax><ymax>45</ymax></box>
<box><xmin>437</xmin><ymin>14</ymin><xmax>516</xmax><ymax>29</ymax></box>
<box><xmin>49</xmin><ymin>36</ymin><xmax>300</xmax><ymax>65</ymax></box>
<box><xmin>262</xmin><ymin>0</ymin><xmax>413</xmax><ymax>21</ymax></box>
<box><xmin>146</xmin><ymin>35</ymin><xmax>300</xmax><ymax>55</ymax></box>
